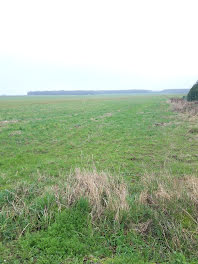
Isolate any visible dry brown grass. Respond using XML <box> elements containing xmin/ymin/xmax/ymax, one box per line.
<box><xmin>135</xmin><ymin>170</ymin><xmax>198</xmax><ymax>252</ymax></box>
<box><xmin>0</xmin><ymin>120</ymin><xmax>19</xmax><ymax>126</ymax></box>
<box><xmin>169</xmin><ymin>98</ymin><xmax>198</xmax><ymax>116</ymax></box>
<box><xmin>0</xmin><ymin>169</ymin><xmax>129</xmax><ymax>243</ymax></box>
<box><xmin>9</xmin><ymin>130</ymin><xmax>22</xmax><ymax>136</ymax></box>
<box><xmin>51</xmin><ymin>168</ymin><xmax>129</xmax><ymax>221</ymax></box>
<box><xmin>90</xmin><ymin>112</ymin><xmax>113</xmax><ymax>121</ymax></box>
<box><xmin>138</xmin><ymin>171</ymin><xmax>198</xmax><ymax>207</ymax></box>
<box><xmin>138</xmin><ymin>171</ymin><xmax>198</xmax><ymax>238</ymax></box>
<box><xmin>2</xmin><ymin>168</ymin><xmax>198</xmax><ymax>255</ymax></box>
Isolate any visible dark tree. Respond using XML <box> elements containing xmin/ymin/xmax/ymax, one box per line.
<box><xmin>187</xmin><ymin>81</ymin><xmax>198</xmax><ymax>101</ymax></box>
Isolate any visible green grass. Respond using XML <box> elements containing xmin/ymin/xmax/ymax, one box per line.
<box><xmin>0</xmin><ymin>95</ymin><xmax>198</xmax><ymax>263</ymax></box>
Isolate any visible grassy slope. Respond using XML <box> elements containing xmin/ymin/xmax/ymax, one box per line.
<box><xmin>0</xmin><ymin>95</ymin><xmax>198</xmax><ymax>263</ymax></box>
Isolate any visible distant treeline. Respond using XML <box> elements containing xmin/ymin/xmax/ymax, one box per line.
<box><xmin>159</xmin><ymin>89</ymin><xmax>189</xmax><ymax>94</ymax></box>
<box><xmin>27</xmin><ymin>89</ymin><xmax>189</xmax><ymax>96</ymax></box>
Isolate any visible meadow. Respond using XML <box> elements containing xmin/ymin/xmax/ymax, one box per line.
<box><xmin>0</xmin><ymin>95</ymin><xmax>198</xmax><ymax>263</ymax></box>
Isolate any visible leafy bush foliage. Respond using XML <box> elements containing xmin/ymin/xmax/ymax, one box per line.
<box><xmin>187</xmin><ymin>81</ymin><xmax>198</xmax><ymax>101</ymax></box>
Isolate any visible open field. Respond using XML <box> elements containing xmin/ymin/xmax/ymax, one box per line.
<box><xmin>0</xmin><ymin>95</ymin><xmax>198</xmax><ymax>263</ymax></box>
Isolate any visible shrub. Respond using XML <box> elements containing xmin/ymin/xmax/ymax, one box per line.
<box><xmin>187</xmin><ymin>81</ymin><xmax>198</xmax><ymax>101</ymax></box>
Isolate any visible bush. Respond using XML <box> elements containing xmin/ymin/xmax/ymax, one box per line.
<box><xmin>187</xmin><ymin>81</ymin><xmax>198</xmax><ymax>101</ymax></box>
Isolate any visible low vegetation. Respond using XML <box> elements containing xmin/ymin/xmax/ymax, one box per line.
<box><xmin>1</xmin><ymin>168</ymin><xmax>198</xmax><ymax>263</ymax></box>
<box><xmin>0</xmin><ymin>95</ymin><xmax>198</xmax><ymax>263</ymax></box>
<box><xmin>169</xmin><ymin>97</ymin><xmax>198</xmax><ymax>116</ymax></box>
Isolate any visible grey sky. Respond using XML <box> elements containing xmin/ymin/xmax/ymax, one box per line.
<box><xmin>0</xmin><ymin>0</ymin><xmax>198</xmax><ymax>95</ymax></box>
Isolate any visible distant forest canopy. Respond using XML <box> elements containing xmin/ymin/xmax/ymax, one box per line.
<box><xmin>27</xmin><ymin>89</ymin><xmax>189</xmax><ymax>96</ymax></box>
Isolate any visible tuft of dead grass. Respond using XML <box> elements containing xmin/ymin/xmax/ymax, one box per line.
<box><xmin>0</xmin><ymin>120</ymin><xmax>18</xmax><ymax>125</ymax></box>
<box><xmin>138</xmin><ymin>171</ymin><xmax>198</xmax><ymax>207</ymax></box>
<box><xmin>0</xmin><ymin>120</ymin><xmax>19</xmax><ymax>132</ymax></box>
<box><xmin>0</xmin><ymin>169</ymin><xmax>129</xmax><ymax>243</ymax></box>
<box><xmin>135</xmin><ymin>170</ymin><xmax>198</xmax><ymax>252</ymax></box>
<box><xmin>51</xmin><ymin>168</ymin><xmax>129</xmax><ymax>221</ymax></box>
<box><xmin>9</xmin><ymin>130</ymin><xmax>22</xmax><ymax>136</ymax></box>
<box><xmin>169</xmin><ymin>98</ymin><xmax>198</xmax><ymax>116</ymax></box>
<box><xmin>90</xmin><ymin>112</ymin><xmax>113</xmax><ymax>122</ymax></box>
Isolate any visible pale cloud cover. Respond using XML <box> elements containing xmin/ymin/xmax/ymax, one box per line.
<box><xmin>0</xmin><ymin>0</ymin><xmax>198</xmax><ymax>95</ymax></box>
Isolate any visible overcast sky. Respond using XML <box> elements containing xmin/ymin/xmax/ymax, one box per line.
<box><xmin>0</xmin><ymin>0</ymin><xmax>198</xmax><ymax>95</ymax></box>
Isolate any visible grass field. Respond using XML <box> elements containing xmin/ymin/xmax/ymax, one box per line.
<box><xmin>0</xmin><ymin>95</ymin><xmax>198</xmax><ymax>263</ymax></box>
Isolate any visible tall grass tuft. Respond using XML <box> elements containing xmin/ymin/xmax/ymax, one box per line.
<box><xmin>135</xmin><ymin>170</ymin><xmax>198</xmax><ymax>256</ymax></box>
<box><xmin>169</xmin><ymin>98</ymin><xmax>198</xmax><ymax>116</ymax></box>
<box><xmin>52</xmin><ymin>168</ymin><xmax>129</xmax><ymax>221</ymax></box>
